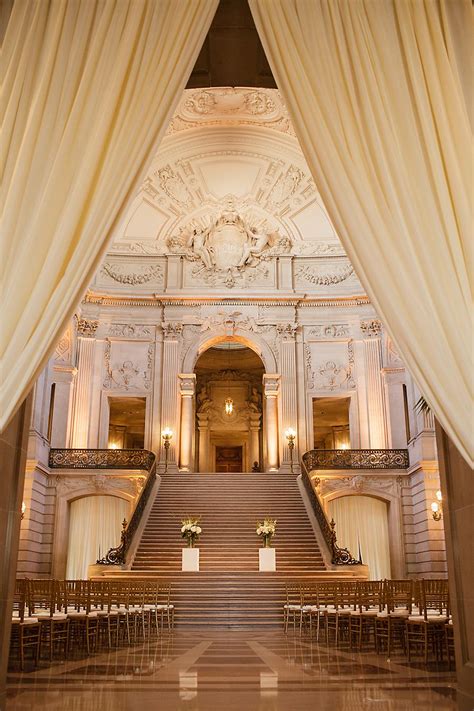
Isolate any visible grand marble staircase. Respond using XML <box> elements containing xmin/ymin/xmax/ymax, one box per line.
<box><xmin>127</xmin><ymin>472</ymin><xmax>336</xmax><ymax>628</ymax></box>
<box><xmin>132</xmin><ymin>473</ymin><xmax>325</xmax><ymax>573</ymax></box>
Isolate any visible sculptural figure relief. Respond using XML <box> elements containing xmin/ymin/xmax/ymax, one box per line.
<box><xmin>168</xmin><ymin>195</ymin><xmax>291</xmax><ymax>288</ymax></box>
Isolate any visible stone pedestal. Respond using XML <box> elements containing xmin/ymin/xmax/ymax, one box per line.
<box><xmin>182</xmin><ymin>548</ymin><xmax>199</xmax><ymax>571</ymax></box>
<box><xmin>259</xmin><ymin>548</ymin><xmax>276</xmax><ymax>572</ymax></box>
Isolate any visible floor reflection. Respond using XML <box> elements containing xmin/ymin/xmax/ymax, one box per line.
<box><xmin>7</xmin><ymin>630</ymin><xmax>457</xmax><ymax>711</ymax></box>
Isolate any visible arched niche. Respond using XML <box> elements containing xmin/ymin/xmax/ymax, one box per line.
<box><xmin>182</xmin><ymin>331</ymin><xmax>277</xmax><ymax>375</ymax></box>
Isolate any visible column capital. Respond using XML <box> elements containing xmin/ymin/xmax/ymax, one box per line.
<box><xmin>263</xmin><ymin>373</ymin><xmax>280</xmax><ymax>397</ymax></box>
<box><xmin>179</xmin><ymin>373</ymin><xmax>196</xmax><ymax>396</ymax></box>
<box><xmin>75</xmin><ymin>317</ymin><xmax>99</xmax><ymax>337</ymax></box>
<box><xmin>360</xmin><ymin>319</ymin><xmax>383</xmax><ymax>338</ymax></box>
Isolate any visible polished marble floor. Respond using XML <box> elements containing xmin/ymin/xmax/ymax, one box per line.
<box><xmin>7</xmin><ymin>631</ymin><xmax>456</xmax><ymax>710</ymax></box>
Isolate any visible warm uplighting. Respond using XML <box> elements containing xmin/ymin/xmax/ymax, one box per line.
<box><xmin>21</xmin><ymin>501</ymin><xmax>26</xmax><ymax>520</ymax></box>
<box><xmin>225</xmin><ymin>397</ymin><xmax>234</xmax><ymax>416</ymax></box>
<box><xmin>431</xmin><ymin>490</ymin><xmax>443</xmax><ymax>521</ymax></box>
<box><xmin>109</xmin><ymin>442</ymin><xmax>119</xmax><ymax>449</ymax></box>
<box><xmin>339</xmin><ymin>443</ymin><xmax>349</xmax><ymax>450</ymax></box>
<box><xmin>161</xmin><ymin>427</ymin><xmax>173</xmax><ymax>442</ymax></box>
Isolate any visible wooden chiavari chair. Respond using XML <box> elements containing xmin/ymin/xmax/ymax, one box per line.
<box><xmin>309</xmin><ymin>581</ymin><xmax>336</xmax><ymax>642</ymax></box>
<box><xmin>374</xmin><ymin>579</ymin><xmax>413</xmax><ymax>658</ymax></box>
<box><xmin>9</xmin><ymin>579</ymin><xmax>41</xmax><ymax>670</ymax></box>
<box><xmin>29</xmin><ymin>579</ymin><xmax>70</xmax><ymax>661</ymax></box>
<box><xmin>445</xmin><ymin>620</ymin><xmax>455</xmax><ymax>670</ymax></box>
<box><xmin>63</xmin><ymin>580</ymin><xmax>99</xmax><ymax>655</ymax></box>
<box><xmin>349</xmin><ymin>580</ymin><xmax>383</xmax><ymax>651</ymax></box>
<box><xmin>283</xmin><ymin>583</ymin><xmax>302</xmax><ymax>634</ymax></box>
<box><xmin>142</xmin><ymin>580</ymin><xmax>161</xmax><ymax>637</ymax></box>
<box><xmin>405</xmin><ymin>579</ymin><xmax>450</xmax><ymax>663</ymax></box>
<box><xmin>156</xmin><ymin>583</ymin><xmax>174</xmax><ymax>631</ymax></box>
<box><xmin>325</xmin><ymin>580</ymin><xmax>357</xmax><ymax>646</ymax></box>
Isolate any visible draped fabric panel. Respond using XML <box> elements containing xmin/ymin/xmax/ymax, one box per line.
<box><xmin>0</xmin><ymin>0</ymin><xmax>218</xmax><ymax>430</ymax></box>
<box><xmin>249</xmin><ymin>0</ymin><xmax>473</xmax><ymax>466</ymax></box>
<box><xmin>66</xmin><ymin>495</ymin><xmax>129</xmax><ymax>580</ymax></box>
<box><xmin>327</xmin><ymin>495</ymin><xmax>391</xmax><ymax>581</ymax></box>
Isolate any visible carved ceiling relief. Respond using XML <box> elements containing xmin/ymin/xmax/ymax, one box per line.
<box><xmin>166</xmin><ymin>87</ymin><xmax>295</xmax><ymax>137</ymax></box>
<box><xmin>294</xmin><ymin>263</ymin><xmax>354</xmax><ymax>286</ymax></box>
<box><xmin>103</xmin><ymin>341</ymin><xmax>154</xmax><ymax>391</ymax></box>
<box><xmin>168</xmin><ymin>195</ymin><xmax>291</xmax><ymax>289</ymax></box>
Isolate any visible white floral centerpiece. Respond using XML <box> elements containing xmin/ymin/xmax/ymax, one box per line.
<box><xmin>256</xmin><ymin>517</ymin><xmax>276</xmax><ymax>548</ymax></box>
<box><xmin>181</xmin><ymin>517</ymin><xmax>202</xmax><ymax>548</ymax></box>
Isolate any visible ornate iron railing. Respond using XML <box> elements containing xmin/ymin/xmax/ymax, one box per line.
<box><xmin>50</xmin><ymin>448</ymin><xmax>157</xmax><ymax>565</ymax></box>
<box><xmin>302</xmin><ymin>448</ymin><xmax>409</xmax><ymax>472</ymax></box>
<box><xmin>301</xmin><ymin>454</ymin><xmax>361</xmax><ymax>566</ymax></box>
<box><xmin>49</xmin><ymin>448</ymin><xmax>155</xmax><ymax>470</ymax></box>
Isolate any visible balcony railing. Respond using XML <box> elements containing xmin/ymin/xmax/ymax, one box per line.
<box><xmin>302</xmin><ymin>448</ymin><xmax>409</xmax><ymax>472</ymax></box>
<box><xmin>49</xmin><ymin>448</ymin><xmax>155</xmax><ymax>471</ymax></box>
<box><xmin>49</xmin><ymin>448</ymin><xmax>157</xmax><ymax>565</ymax></box>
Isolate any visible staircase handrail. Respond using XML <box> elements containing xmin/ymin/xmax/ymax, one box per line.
<box><xmin>49</xmin><ymin>448</ymin><xmax>157</xmax><ymax>565</ymax></box>
<box><xmin>301</xmin><ymin>451</ymin><xmax>360</xmax><ymax>566</ymax></box>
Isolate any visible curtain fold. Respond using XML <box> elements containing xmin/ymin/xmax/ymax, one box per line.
<box><xmin>0</xmin><ymin>0</ymin><xmax>218</xmax><ymax>430</ymax></box>
<box><xmin>249</xmin><ymin>0</ymin><xmax>473</xmax><ymax>466</ymax></box>
<box><xmin>66</xmin><ymin>495</ymin><xmax>129</xmax><ymax>580</ymax></box>
<box><xmin>327</xmin><ymin>495</ymin><xmax>391</xmax><ymax>580</ymax></box>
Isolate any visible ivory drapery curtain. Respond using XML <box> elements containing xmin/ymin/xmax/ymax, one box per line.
<box><xmin>249</xmin><ymin>0</ymin><xmax>473</xmax><ymax>466</ymax></box>
<box><xmin>0</xmin><ymin>0</ymin><xmax>218</xmax><ymax>431</ymax></box>
<box><xmin>327</xmin><ymin>495</ymin><xmax>391</xmax><ymax>580</ymax></box>
<box><xmin>66</xmin><ymin>495</ymin><xmax>129</xmax><ymax>580</ymax></box>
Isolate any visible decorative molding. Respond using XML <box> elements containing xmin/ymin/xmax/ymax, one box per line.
<box><xmin>276</xmin><ymin>323</ymin><xmax>298</xmax><ymax>340</ymax></box>
<box><xmin>49</xmin><ymin>448</ymin><xmax>155</xmax><ymax>470</ymax></box>
<box><xmin>199</xmin><ymin>311</ymin><xmax>274</xmax><ymax>336</ymax></box>
<box><xmin>319</xmin><ymin>474</ymin><xmax>399</xmax><ymax>497</ymax></box>
<box><xmin>101</xmin><ymin>262</ymin><xmax>164</xmax><ymax>286</ymax></box>
<box><xmin>54</xmin><ymin>328</ymin><xmax>72</xmax><ymax>362</ymax></box>
<box><xmin>306</xmin><ymin>340</ymin><xmax>355</xmax><ymax>391</ymax></box>
<box><xmin>107</xmin><ymin>323</ymin><xmax>154</xmax><ymax>339</ymax></box>
<box><xmin>103</xmin><ymin>341</ymin><xmax>154</xmax><ymax>390</ymax></box>
<box><xmin>360</xmin><ymin>319</ymin><xmax>383</xmax><ymax>337</ymax></box>
<box><xmin>155</xmin><ymin>164</ymin><xmax>194</xmax><ymax>207</ymax></box>
<box><xmin>303</xmin><ymin>448</ymin><xmax>409</xmax><ymax>471</ymax></box>
<box><xmin>308</xmin><ymin>324</ymin><xmax>350</xmax><ymax>338</ymax></box>
<box><xmin>294</xmin><ymin>263</ymin><xmax>354</xmax><ymax>286</ymax></box>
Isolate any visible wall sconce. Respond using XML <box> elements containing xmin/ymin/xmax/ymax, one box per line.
<box><xmin>285</xmin><ymin>428</ymin><xmax>296</xmax><ymax>474</ymax></box>
<box><xmin>431</xmin><ymin>489</ymin><xmax>443</xmax><ymax>521</ymax></box>
<box><xmin>21</xmin><ymin>501</ymin><xmax>26</xmax><ymax>520</ymax></box>
<box><xmin>161</xmin><ymin>428</ymin><xmax>173</xmax><ymax>473</ymax></box>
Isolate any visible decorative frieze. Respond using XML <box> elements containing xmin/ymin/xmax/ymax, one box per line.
<box><xmin>103</xmin><ymin>341</ymin><xmax>154</xmax><ymax>391</ymax></box>
<box><xmin>101</xmin><ymin>262</ymin><xmax>164</xmax><ymax>286</ymax></box>
<box><xmin>307</xmin><ymin>323</ymin><xmax>350</xmax><ymax>338</ymax></box>
<box><xmin>294</xmin><ymin>263</ymin><xmax>354</xmax><ymax>286</ymax></box>
<box><xmin>108</xmin><ymin>324</ymin><xmax>154</xmax><ymax>339</ymax></box>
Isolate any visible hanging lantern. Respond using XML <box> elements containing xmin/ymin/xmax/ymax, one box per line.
<box><xmin>225</xmin><ymin>397</ymin><xmax>234</xmax><ymax>416</ymax></box>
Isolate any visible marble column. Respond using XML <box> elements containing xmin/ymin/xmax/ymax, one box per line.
<box><xmin>160</xmin><ymin>323</ymin><xmax>183</xmax><ymax>468</ymax></box>
<box><xmin>263</xmin><ymin>374</ymin><xmax>280</xmax><ymax>472</ymax></box>
<box><xmin>249</xmin><ymin>414</ymin><xmax>261</xmax><ymax>471</ymax></box>
<box><xmin>70</xmin><ymin>319</ymin><xmax>98</xmax><ymax>448</ymax></box>
<box><xmin>50</xmin><ymin>365</ymin><xmax>76</xmax><ymax>448</ymax></box>
<box><xmin>278</xmin><ymin>325</ymin><xmax>299</xmax><ymax>471</ymax></box>
<box><xmin>361</xmin><ymin>321</ymin><xmax>388</xmax><ymax>449</ymax></box>
<box><xmin>436</xmin><ymin>423</ymin><xmax>474</xmax><ymax>711</ymax></box>
<box><xmin>382</xmin><ymin>368</ymin><xmax>408</xmax><ymax>448</ymax></box>
<box><xmin>179</xmin><ymin>374</ymin><xmax>196</xmax><ymax>472</ymax></box>
<box><xmin>197</xmin><ymin>414</ymin><xmax>210</xmax><ymax>473</ymax></box>
<box><xmin>0</xmin><ymin>394</ymin><xmax>33</xmax><ymax>708</ymax></box>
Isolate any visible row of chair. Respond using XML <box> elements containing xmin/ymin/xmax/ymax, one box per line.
<box><xmin>10</xmin><ymin>578</ymin><xmax>175</xmax><ymax>669</ymax></box>
<box><xmin>283</xmin><ymin>578</ymin><xmax>454</xmax><ymax>665</ymax></box>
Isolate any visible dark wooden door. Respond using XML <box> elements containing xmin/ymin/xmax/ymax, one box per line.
<box><xmin>215</xmin><ymin>446</ymin><xmax>243</xmax><ymax>472</ymax></box>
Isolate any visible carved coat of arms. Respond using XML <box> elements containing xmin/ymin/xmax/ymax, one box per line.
<box><xmin>167</xmin><ymin>196</ymin><xmax>291</xmax><ymax>287</ymax></box>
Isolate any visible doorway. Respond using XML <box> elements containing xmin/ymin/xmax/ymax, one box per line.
<box><xmin>215</xmin><ymin>446</ymin><xmax>243</xmax><ymax>472</ymax></box>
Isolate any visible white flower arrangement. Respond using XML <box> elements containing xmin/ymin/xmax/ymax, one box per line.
<box><xmin>256</xmin><ymin>517</ymin><xmax>276</xmax><ymax>547</ymax></box>
<box><xmin>181</xmin><ymin>517</ymin><xmax>202</xmax><ymax>548</ymax></box>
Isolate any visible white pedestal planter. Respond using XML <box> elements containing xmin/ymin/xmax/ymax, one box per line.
<box><xmin>259</xmin><ymin>548</ymin><xmax>276</xmax><ymax>572</ymax></box>
<box><xmin>182</xmin><ymin>547</ymin><xmax>199</xmax><ymax>571</ymax></box>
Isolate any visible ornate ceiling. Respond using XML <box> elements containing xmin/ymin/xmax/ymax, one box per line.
<box><xmin>109</xmin><ymin>87</ymin><xmax>343</xmax><ymax>259</ymax></box>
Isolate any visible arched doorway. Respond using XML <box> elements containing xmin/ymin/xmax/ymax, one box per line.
<box><xmin>194</xmin><ymin>341</ymin><xmax>265</xmax><ymax>472</ymax></box>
